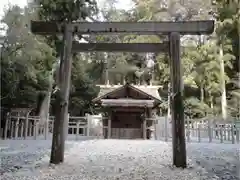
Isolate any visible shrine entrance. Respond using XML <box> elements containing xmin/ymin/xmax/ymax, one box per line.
<box><xmin>111</xmin><ymin>111</ymin><xmax>143</xmax><ymax>139</ymax></box>
<box><xmin>31</xmin><ymin>19</ymin><xmax>214</xmax><ymax>167</ymax></box>
<box><xmin>93</xmin><ymin>83</ymin><xmax>161</xmax><ymax>139</ymax></box>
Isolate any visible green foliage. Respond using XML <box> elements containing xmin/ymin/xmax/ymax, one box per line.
<box><xmin>184</xmin><ymin>97</ymin><xmax>210</xmax><ymax>118</ymax></box>
<box><xmin>33</xmin><ymin>0</ymin><xmax>99</xmax><ymax>115</ymax></box>
<box><xmin>1</xmin><ymin>5</ymin><xmax>56</xmax><ymax>109</ymax></box>
<box><xmin>214</xmin><ymin>0</ymin><xmax>239</xmax><ymax>73</ymax></box>
<box><xmin>69</xmin><ymin>55</ymin><xmax>99</xmax><ymax>115</ymax></box>
<box><xmin>82</xmin><ymin>0</ymin><xmax>238</xmax><ymax>118</ymax></box>
<box><xmin>1</xmin><ymin>1</ymin><xmax>99</xmax><ymax>116</ymax></box>
<box><xmin>35</xmin><ymin>0</ymin><xmax>98</xmax><ymax>22</ymax></box>
<box><xmin>35</xmin><ymin>0</ymin><xmax>98</xmax><ymax>57</ymax></box>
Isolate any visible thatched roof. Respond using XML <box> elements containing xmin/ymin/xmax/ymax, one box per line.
<box><xmin>134</xmin><ymin>86</ymin><xmax>161</xmax><ymax>101</ymax></box>
<box><xmin>93</xmin><ymin>84</ymin><xmax>162</xmax><ymax>102</ymax></box>
<box><xmin>97</xmin><ymin>86</ymin><xmax>119</xmax><ymax>97</ymax></box>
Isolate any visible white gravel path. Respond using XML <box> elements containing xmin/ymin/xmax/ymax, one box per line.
<box><xmin>187</xmin><ymin>143</ymin><xmax>240</xmax><ymax>180</ymax></box>
<box><xmin>0</xmin><ymin>140</ymin><xmax>78</xmax><ymax>175</ymax></box>
<box><xmin>1</xmin><ymin>139</ymin><xmax>239</xmax><ymax>180</ymax></box>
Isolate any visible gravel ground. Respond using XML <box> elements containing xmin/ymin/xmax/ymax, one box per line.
<box><xmin>0</xmin><ymin>140</ymin><xmax>77</xmax><ymax>175</ymax></box>
<box><xmin>0</xmin><ymin>135</ymin><xmax>92</xmax><ymax>175</ymax></box>
<box><xmin>1</xmin><ymin>139</ymin><xmax>239</xmax><ymax>180</ymax></box>
<box><xmin>187</xmin><ymin>143</ymin><xmax>240</xmax><ymax>180</ymax></box>
<box><xmin>0</xmin><ymin>140</ymin><xmax>50</xmax><ymax>175</ymax></box>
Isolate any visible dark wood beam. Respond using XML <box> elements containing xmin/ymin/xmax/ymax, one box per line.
<box><xmin>31</xmin><ymin>20</ymin><xmax>214</xmax><ymax>35</ymax></box>
<box><xmin>169</xmin><ymin>32</ymin><xmax>187</xmax><ymax>168</ymax></box>
<box><xmin>50</xmin><ymin>24</ymin><xmax>73</xmax><ymax>164</ymax></box>
<box><xmin>113</xmin><ymin>107</ymin><xmax>145</xmax><ymax>112</ymax></box>
<box><xmin>72</xmin><ymin>42</ymin><xmax>169</xmax><ymax>53</ymax></box>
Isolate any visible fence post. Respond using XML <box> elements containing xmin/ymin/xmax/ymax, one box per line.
<box><xmin>164</xmin><ymin>116</ymin><xmax>168</xmax><ymax>142</ymax></box>
<box><xmin>15</xmin><ymin>113</ymin><xmax>20</xmax><ymax>139</ymax></box>
<box><xmin>215</xmin><ymin>124</ymin><xmax>219</xmax><ymax>139</ymax></box>
<box><xmin>208</xmin><ymin>119</ymin><xmax>212</xmax><ymax>143</ymax></box>
<box><xmin>11</xmin><ymin>121</ymin><xmax>14</xmax><ymax>138</ymax></box>
<box><xmin>194</xmin><ymin>122</ymin><xmax>197</xmax><ymax>137</ymax></box>
<box><xmin>20</xmin><ymin>120</ymin><xmax>24</xmax><ymax>138</ymax></box>
<box><xmin>4</xmin><ymin>113</ymin><xmax>10</xmax><ymax>139</ymax></box>
<box><xmin>154</xmin><ymin>119</ymin><xmax>157</xmax><ymax>140</ymax></box>
<box><xmin>197</xmin><ymin>126</ymin><xmax>201</xmax><ymax>142</ymax></box>
<box><xmin>24</xmin><ymin>113</ymin><xmax>29</xmax><ymax>139</ymax></box>
<box><xmin>143</xmin><ymin>111</ymin><xmax>147</xmax><ymax>140</ymax></box>
<box><xmin>227</xmin><ymin>127</ymin><xmax>231</xmax><ymax>141</ymax></box>
<box><xmin>34</xmin><ymin>120</ymin><xmax>38</xmax><ymax>140</ymax></box>
<box><xmin>220</xmin><ymin>126</ymin><xmax>223</xmax><ymax>143</ymax></box>
<box><xmin>108</xmin><ymin>113</ymin><xmax>112</xmax><ymax>139</ymax></box>
<box><xmin>231</xmin><ymin>124</ymin><xmax>235</xmax><ymax>144</ymax></box>
<box><xmin>223</xmin><ymin>127</ymin><xmax>227</xmax><ymax>140</ymax></box>
<box><xmin>87</xmin><ymin>114</ymin><xmax>90</xmax><ymax>137</ymax></box>
<box><xmin>44</xmin><ymin>113</ymin><xmax>49</xmax><ymax>140</ymax></box>
<box><xmin>83</xmin><ymin>125</ymin><xmax>86</xmax><ymax>136</ymax></box>
<box><xmin>213</xmin><ymin>122</ymin><xmax>216</xmax><ymax>139</ymax></box>
<box><xmin>236</xmin><ymin>128</ymin><xmax>239</xmax><ymax>143</ymax></box>
<box><xmin>76</xmin><ymin>120</ymin><xmax>79</xmax><ymax>141</ymax></box>
<box><xmin>29</xmin><ymin>121</ymin><xmax>32</xmax><ymax>137</ymax></box>
<box><xmin>64</xmin><ymin>113</ymin><xmax>69</xmax><ymax>141</ymax></box>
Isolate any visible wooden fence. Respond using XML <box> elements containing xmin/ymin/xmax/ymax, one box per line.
<box><xmin>3</xmin><ymin>113</ymin><xmax>240</xmax><ymax>144</ymax></box>
<box><xmin>155</xmin><ymin>117</ymin><xmax>240</xmax><ymax>144</ymax></box>
<box><xmin>3</xmin><ymin>113</ymin><xmax>54</xmax><ymax>140</ymax></box>
<box><xmin>3</xmin><ymin>113</ymin><xmax>103</xmax><ymax>140</ymax></box>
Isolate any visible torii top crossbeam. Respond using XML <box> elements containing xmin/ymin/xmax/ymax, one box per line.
<box><xmin>31</xmin><ymin>20</ymin><xmax>214</xmax><ymax>35</ymax></box>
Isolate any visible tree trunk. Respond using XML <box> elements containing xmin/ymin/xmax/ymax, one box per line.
<box><xmin>210</xmin><ymin>93</ymin><xmax>214</xmax><ymax>109</ymax></box>
<box><xmin>50</xmin><ymin>24</ymin><xmax>73</xmax><ymax>164</ymax></box>
<box><xmin>209</xmin><ymin>93</ymin><xmax>215</xmax><ymax>117</ymax></box>
<box><xmin>219</xmin><ymin>45</ymin><xmax>227</xmax><ymax>121</ymax></box>
<box><xmin>39</xmin><ymin>69</ymin><xmax>54</xmax><ymax>125</ymax></box>
<box><xmin>123</xmin><ymin>76</ymin><xmax>126</xmax><ymax>85</ymax></box>
<box><xmin>200</xmin><ymin>83</ymin><xmax>204</xmax><ymax>102</ymax></box>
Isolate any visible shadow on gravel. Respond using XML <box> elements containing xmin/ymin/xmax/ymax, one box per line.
<box><xmin>0</xmin><ymin>136</ymin><xmax>97</xmax><ymax>175</ymax></box>
<box><xmin>186</xmin><ymin>143</ymin><xmax>240</xmax><ymax>180</ymax></box>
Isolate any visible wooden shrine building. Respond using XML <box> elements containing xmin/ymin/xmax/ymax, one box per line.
<box><xmin>93</xmin><ymin>83</ymin><xmax>162</xmax><ymax>139</ymax></box>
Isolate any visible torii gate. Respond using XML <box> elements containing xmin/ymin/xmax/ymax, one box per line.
<box><xmin>31</xmin><ymin>20</ymin><xmax>214</xmax><ymax>167</ymax></box>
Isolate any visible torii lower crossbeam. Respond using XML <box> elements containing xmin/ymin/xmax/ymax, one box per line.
<box><xmin>72</xmin><ymin>43</ymin><xmax>169</xmax><ymax>52</ymax></box>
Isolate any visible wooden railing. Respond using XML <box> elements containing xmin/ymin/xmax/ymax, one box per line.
<box><xmin>4</xmin><ymin>113</ymin><xmax>239</xmax><ymax>144</ymax></box>
<box><xmin>3</xmin><ymin>113</ymin><xmax>104</xmax><ymax>140</ymax></box>
<box><xmin>4</xmin><ymin>113</ymin><xmax>55</xmax><ymax>140</ymax></box>
<box><xmin>155</xmin><ymin>117</ymin><xmax>240</xmax><ymax>144</ymax></box>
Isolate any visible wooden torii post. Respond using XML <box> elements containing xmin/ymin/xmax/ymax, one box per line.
<box><xmin>31</xmin><ymin>20</ymin><xmax>214</xmax><ymax>167</ymax></box>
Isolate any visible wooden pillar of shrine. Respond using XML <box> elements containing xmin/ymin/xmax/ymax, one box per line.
<box><xmin>147</xmin><ymin>108</ymin><xmax>153</xmax><ymax>139</ymax></box>
<box><xmin>107</xmin><ymin>111</ymin><xmax>112</xmax><ymax>139</ymax></box>
<box><xmin>143</xmin><ymin>108</ymin><xmax>147</xmax><ymax>139</ymax></box>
